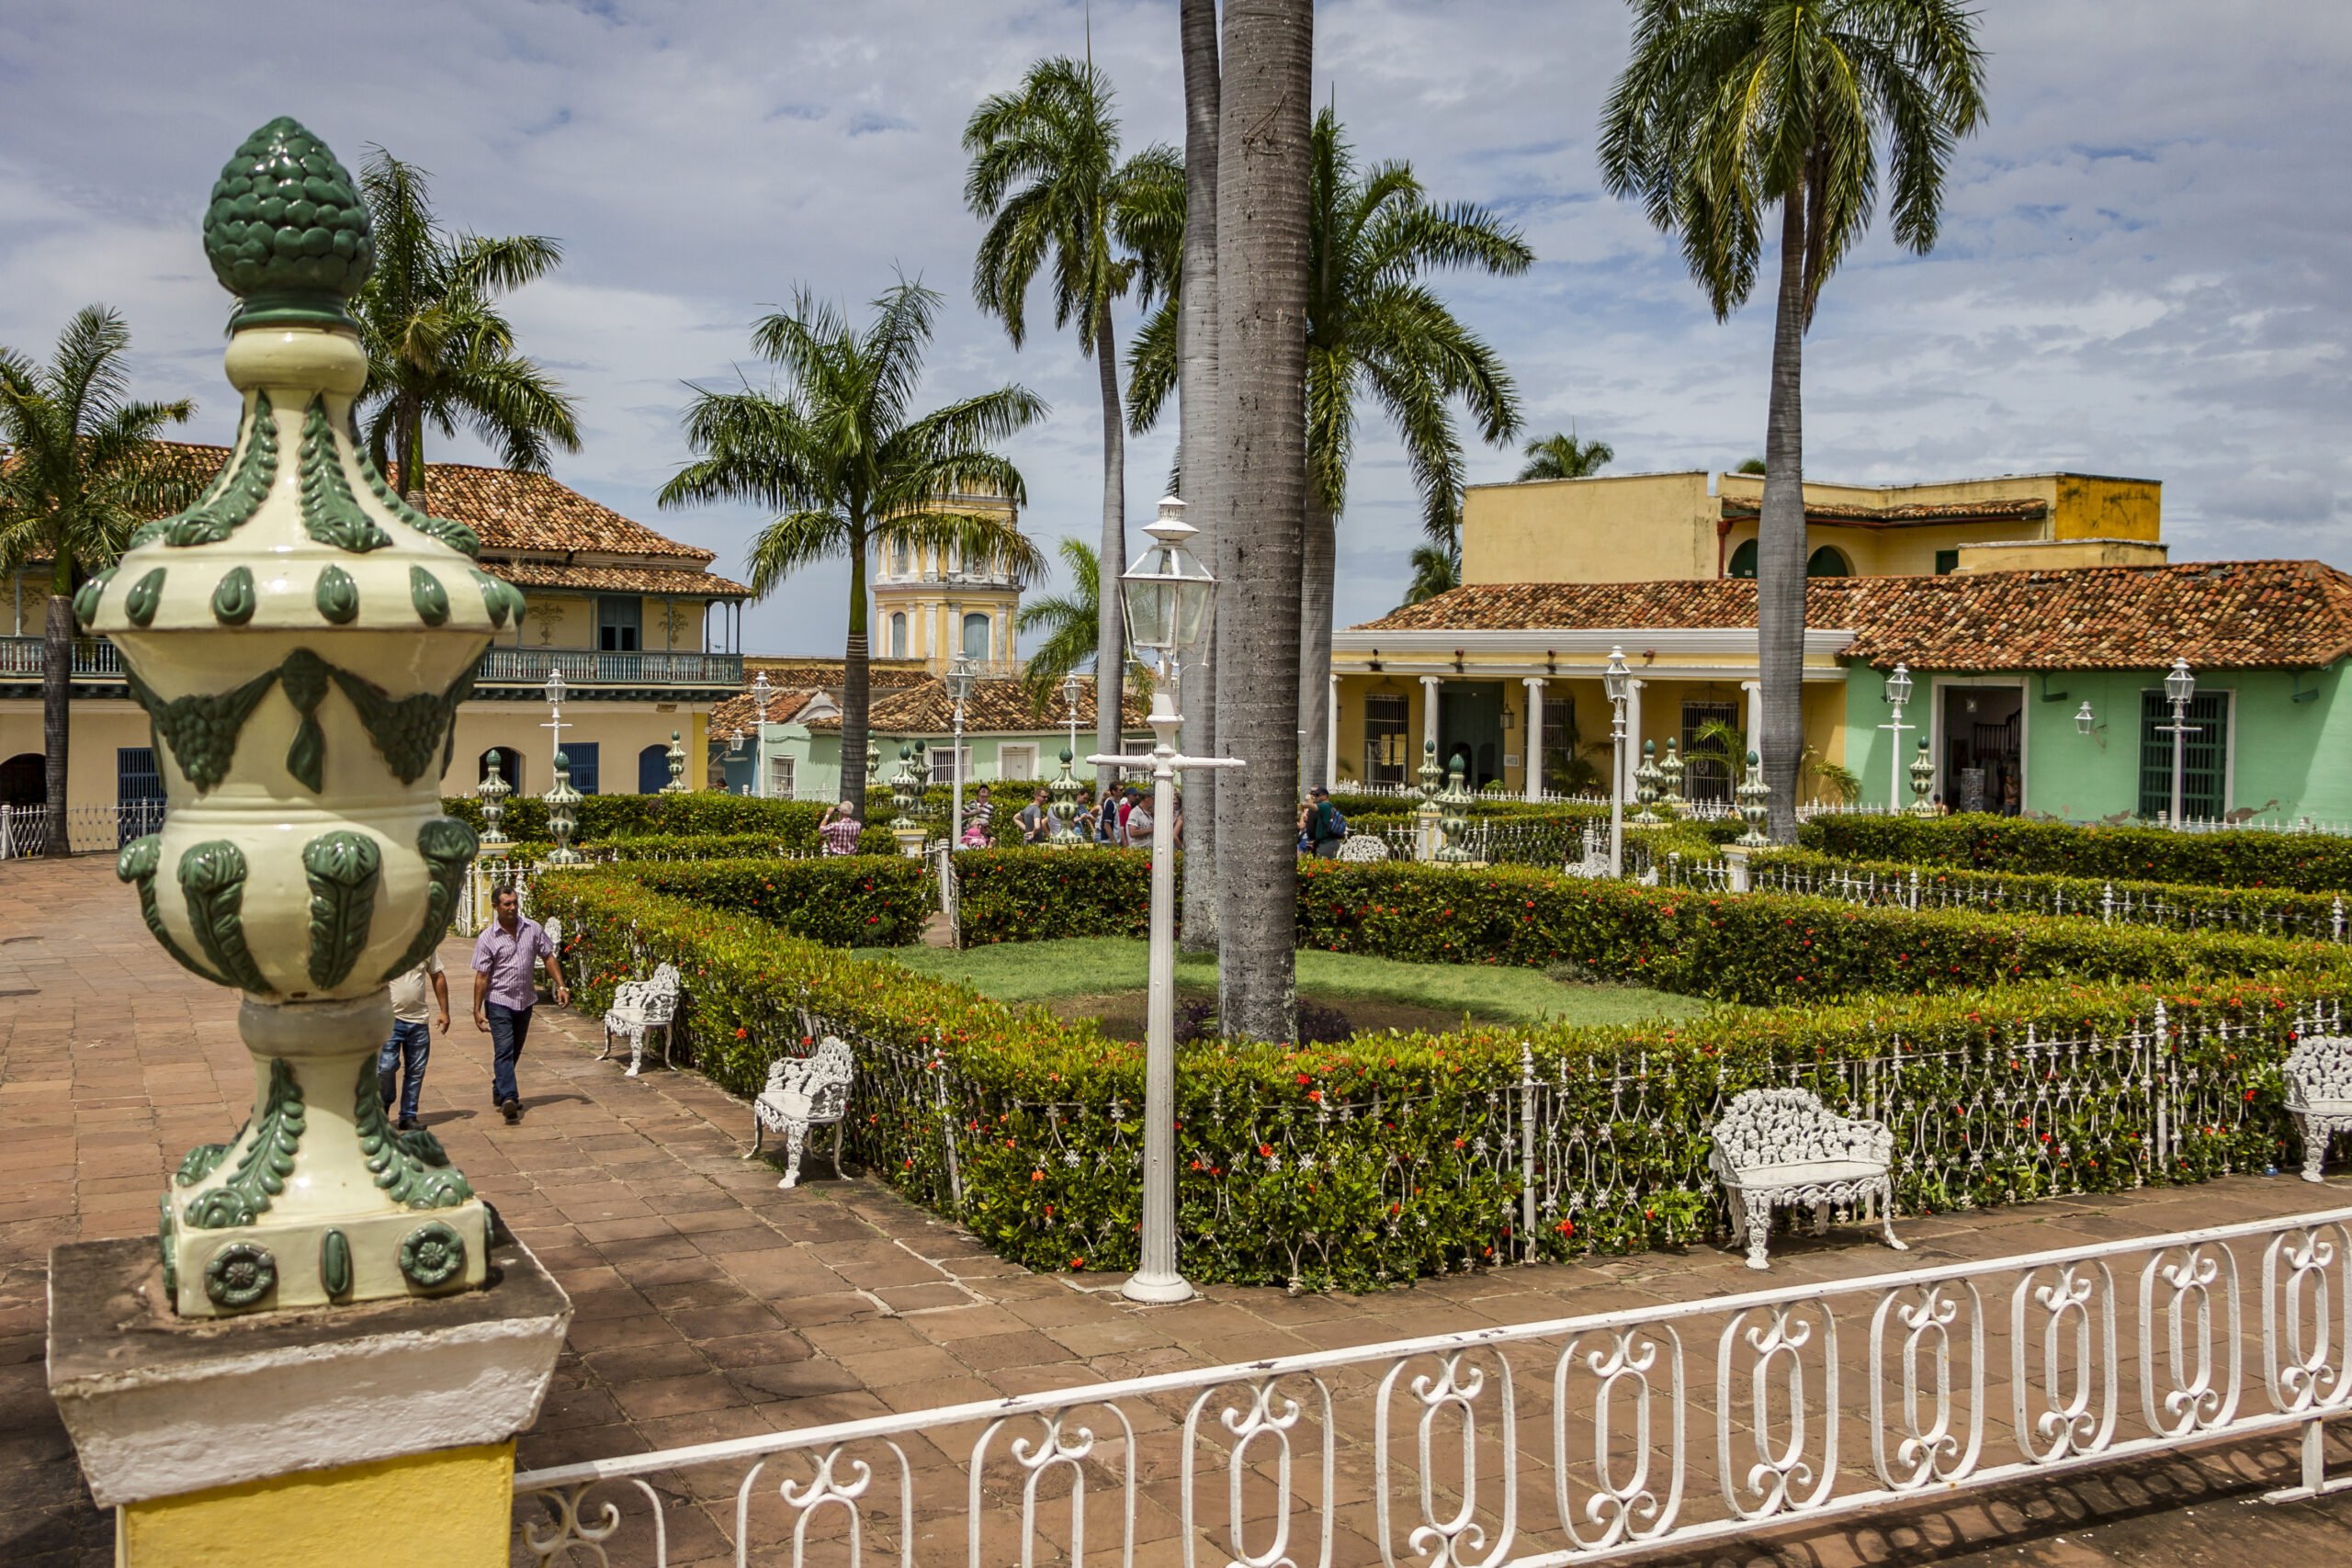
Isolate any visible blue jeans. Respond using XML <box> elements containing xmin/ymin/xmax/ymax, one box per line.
<box><xmin>378</xmin><ymin>1020</ymin><xmax>431</xmax><ymax>1122</ymax></box>
<box><xmin>485</xmin><ymin>1002</ymin><xmax>533</xmax><ymax>1107</ymax></box>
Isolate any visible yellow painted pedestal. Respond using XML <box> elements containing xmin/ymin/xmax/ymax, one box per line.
<box><xmin>117</xmin><ymin>1441</ymin><xmax>514</xmax><ymax>1568</ymax></box>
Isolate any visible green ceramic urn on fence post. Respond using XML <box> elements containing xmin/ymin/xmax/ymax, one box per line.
<box><xmin>77</xmin><ymin>118</ymin><xmax>521</xmax><ymax>1318</ymax></box>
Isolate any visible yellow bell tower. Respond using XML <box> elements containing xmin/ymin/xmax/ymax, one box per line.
<box><xmin>871</xmin><ymin>490</ymin><xmax>1024</xmax><ymax>676</ymax></box>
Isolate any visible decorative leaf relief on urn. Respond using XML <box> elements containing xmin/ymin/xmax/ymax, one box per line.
<box><xmin>354</xmin><ymin>1060</ymin><xmax>474</xmax><ymax>1210</ymax></box>
<box><xmin>376</xmin><ymin>818</ymin><xmax>479</xmax><ymax>983</ymax></box>
<box><xmin>116</xmin><ymin>836</ymin><xmax>217</xmax><ymax>984</ymax></box>
<box><xmin>132</xmin><ymin>389</ymin><xmax>281</xmax><ymax>549</ymax></box>
<box><xmin>124</xmin><ymin>665</ymin><xmax>278</xmax><ymax>794</ymax></box>
<box><xmin>176</xmin><ymin>840</ymin><xmax>268</xmax><ymax>994</ymax></box>
<box><xmin>300</xmin><ymin>830</ymin><xmax>382</xmax><ymax>991</ymax></box>
<box><xmin>182</xmin><ymin>1059</ymin><xmax>305</xmax><ymax>1230</ymax></box>
<box><xmin>298</xmin><ymin>396</ymin><xmax>392</xmax><ymax>554</ymax></box>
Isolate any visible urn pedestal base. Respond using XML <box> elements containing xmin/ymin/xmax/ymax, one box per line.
<box><xmin>163</xmin><ymin>994</ymin><xmax>489</xmax><ymax>1318</ymax></box>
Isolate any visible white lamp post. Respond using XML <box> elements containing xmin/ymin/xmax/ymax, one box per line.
<box><xmin>945</xmin><ymin>652</ymin><xmax>977</xmax><ymax>845</ymax></box>
<box><xmin>1091</xmin><ymin>497</ymin><xmax>1240</xmax><ymax>1305</ymax></box>
<box><xmin>1603</xmin><ymin>645</ymin><xmax>1631</xmax><ymax>877</ymax></box>
<box><xmin>750</xmin><ymin>669</ymin><xmax>773</xmax><ymax>798</ymax></box>
<box><xmin>540</xmin><ymin>666</ymin><xmax>570</xmax><ymax>768</ymax></box>
<box><xmin>1881</xmin><ymin>663</ymin><xmax>1914</xmax><ymax>812</ymax></box>
<box><xmin>2162</xmin><ymin>657</ymin><xmax>2198</xmax><ymax>825</ymax></box>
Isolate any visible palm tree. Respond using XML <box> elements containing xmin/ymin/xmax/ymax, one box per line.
<box><xmin>1133</xmin><ymin>108</ymin><xmax>1529</xmax><ymax>790</ymax></box>
<box><xmin>1210</xmin><ymin>0</ymin><xmax>1313</xmax><ymax>1043</ymax></box>
<box><xmin>964</xmin><ymin>58</ymin><xmax>1183</xmax><ymax>792</ymax></box>
<box><xmin>1176</xmin><ymin>0</ymin><xmax>1224</xmax><ymax>953</ymax></box>
<box><xmin>352</xmin><ymin>149</ymin><xmax>582</xmax><ymax>506</ymax></box>
<box><xmin>660</xmin><ymin>282</ymin><xmax>1046</xmax><ymax>794</ymax></box>
<box><xmin>1601</xmin><ymin>0</ymin><xmax>1985</xmax><ymax>840</ymax></box>
<box><xmin>0</xmin><ymin>307</ymin><xmax>197</xmax><ymax>854</ymax></box>
<box><xmin>1518</xmin><ymin>430</ymin><xmax>1614</xmax><ymax>480</ymax></box>
<box><xmin>1399</xmin><ymin>541</ymin><xmax>1459</xmax><ymax>607</ymax></box>
<box><xmin>1014</xmin><ymin>536</ymin><xmax>1148</xmax><ymax>703</ymax></box>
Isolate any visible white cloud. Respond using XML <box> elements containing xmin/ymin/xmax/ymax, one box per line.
<box><xmin>1</xmin><ymin>0</ymin><xmax>2346</xmax><ymax>647</ymax></box>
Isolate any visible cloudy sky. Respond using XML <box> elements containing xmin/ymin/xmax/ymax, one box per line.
<box><xmin>4</xmin><ymin>0</ymin><xmax>2346</xmax><ymax>651</ymax></box>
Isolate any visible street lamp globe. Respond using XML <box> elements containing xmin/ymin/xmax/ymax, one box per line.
<box><xmin>1120</xmin><ymin>496</ymin><xmax>1216</xmax><ymax>667</ymax></box>
<box><xmin>1060</xmin><ymin>669</ymin><xmax>1083</xmax><ymax>710</ymax></box>
<box><xmin>1603</xmin><ymin>645</ymin><xmax>1631</xmax><ymax>705</ymax></box>
<box><xmin>945</xmin><ymin>652</ymin><xmax>978</xmax><ymax>706</ymax></box>
<box><xmin>2165</xmin><ymin>658</ymin><xmax>2196</xmax><ymax>707</ymax></box>
<box><xmin>543</xmin><ymin>667</ymin><xmax>567</xmax><ymax>709</ymax></box>
<box><xmin>2075</xmin><ymin>701</ymin><xmax>2097</xmax><ymax>736</ymax></box>
<box><xmin>1885</xmin><ymin>662</ymin><xmax>1913</xmax><ymax>708</ymax></box>
<box><xmin>752</xmin><ymin>668</ymin><xmax>771</xmax><ymax>715</ymax></box>
<box><xmin>728</xmin><ymin>728</ymin><xmax>744</xmax><ymax>754</ymax></box>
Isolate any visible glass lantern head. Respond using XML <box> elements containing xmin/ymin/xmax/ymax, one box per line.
<box><xmin>1602</xmin><ymin>646</ymin><xmax>1631</xmax><ymax>705</ymax></box>
<box><xmin>2165</xmin><ymin>658</ymin><xmax>2195</xmax><ymax>706</ymax></box>
<box><xmin>728</xmin><ymin>728</ymin><xmax>744</xmax><ymax>753</ymax></box>
<box><xmin>2075</xmin><ymin>700</ymin><xmax>2096</xmax><ymax>736</ymax></box>
<box><xmin>1885</xmin><ymin>662</ymin><xmax>1913</xmax><ymax>708</ymax></box>
<box><xmin>1060</xmin><ymin>669</ymin><xmax>1082</xmax><ymax>710</ymax></box>
<box><xmin>543</xmin><ymin>667</ymin><xmax>566</xmax><ymax>707</ymax></box>
<box><xmin>945</xmin><ymin>652</ymin><xmax>978</xmax><ymax>705</ymax></box>
<box><xmin>1120</xmin><ymin>496</ymin><xmax>1216</xmax><ymax>663</ymax></box>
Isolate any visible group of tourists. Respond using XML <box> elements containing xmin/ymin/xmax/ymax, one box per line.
<box><xmin>377</xmin><ymin>881</ymin><xmax>569</xmax><ymax>1133</ymax></box>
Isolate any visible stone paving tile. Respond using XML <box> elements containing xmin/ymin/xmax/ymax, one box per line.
<box><xmin>7</xmin><ymin>854</ymin><xmax>2352</xmax><ymax>1566</ymax></box>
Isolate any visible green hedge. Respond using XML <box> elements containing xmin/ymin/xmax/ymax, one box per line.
<box><xmin>493</xmin><ymin>827</ymin><xmax>899</xmax><ymax>863</ymax></box>
<box><xmin>950</xmin><ymin>849</ymin><xmax>2342</xmax><ymax>1005</ymax></box>
<box><xmin>537</xmin><ymin>868</ymin><xmax>2323</xmax><ymax>1289</ymax></box>
<box><xmin>445</xmin><ymin>793</ymin><xmax>900</xmax><ymax>854</ymax></box>
<box><xmin>1750</xmin><ymin>849</ymin><xmax>2347</xmax><ymax>941</ymax></box>
<box><xmin>1804</xmin><ymin>812</ymin><xmax>2352</xmax><ymax>894</ymax></box>
<box><xmin>553</xmin><ymin>855</ymin><xmax>931</xmax><ymax>946</ymax></box>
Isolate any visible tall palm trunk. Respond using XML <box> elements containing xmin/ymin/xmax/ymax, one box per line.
<box><xmin>1757</xmin><ymin>193</ymin><xmax>1809</xmax><ymax>843</ymax></box>
<box><xmin>1213</xmin><ymin>0</ymin><xmax>1313</xmax><ymax>1043</ymax></box>
<box><xmin>1093</xmin><ymin>299</ymin><xmax>1127</xmax><ymax>795</ymax></box>
<box><xmin>1295</xmin><ymin>491</ymin><xmax>1334</xmax><ymax>791</ymax></box>
<box><xmin>40</xmin><ymin>572</ymin><xmax>73</xmax><ymax>856</ymax></box>
<box><xmin>840</xmin><ymin>525</ymin><xmax>872</xmax><ymax>807</ymax></box>
<box><xmin>1178</xmin><ymin>0</ymin><xmax>1222</xmax><ymax>952</ymax></box>
<box><xmin>397</xmin><ymin>399</ymin><xmax>426</xmax><ymax>507</ymax></box>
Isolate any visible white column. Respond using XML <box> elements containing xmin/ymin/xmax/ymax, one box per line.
<box><xmin>1521</xmin><ymin>677</ymin><xmax>1547</xmax><ymax>801</ymax></box>
<box><xmin>1741</xmin><ymin>680</ymin><xmax>1763</xmax><ymax>752</ymax></box>
<box><xmin>1419</xmin><ymin>675</ymin><xmax>1442</xmax><ymax>760</ymax></box>
<box><xmin>1623</xmin><ymin>678</ymin><xmax>1645</xmax><ymax>799</ymax></box>
<box><xmin>1326</xmin><ymin>672</ymin><xmax>1340</xmax><ymax>787</ymax></box>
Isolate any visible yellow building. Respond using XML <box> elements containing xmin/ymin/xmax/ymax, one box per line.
<box><xmin>2</xmin><ymin>449</ymin><xmax>749</xmax><ymax>836</ymax></box>
<box><xmin>870</xmin><ymin>490</ymin><xmax>1024</xmax><ymax>676</ymax></box>
<box><xmin>1461</xmin><ymin>469</ymin><xmax>2164</xmax><ymax>585</ymax></box>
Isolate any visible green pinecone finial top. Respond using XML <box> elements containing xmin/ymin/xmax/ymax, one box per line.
<box><xmin>203</xmin><ymin>118</ymin><xmax>374</xmax><ymax>330</ymax></box>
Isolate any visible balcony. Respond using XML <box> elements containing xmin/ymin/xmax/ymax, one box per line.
<box><xmin>0</xmin><ymin>636</ymin><xmax>742</xmax><ymax>699</ymax></box>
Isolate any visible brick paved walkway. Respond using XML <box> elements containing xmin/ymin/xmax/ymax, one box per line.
<box><xmin>6</xmin><ymin>854</ymin><xmax>2352</xmax><ymax>1566</ymax></box>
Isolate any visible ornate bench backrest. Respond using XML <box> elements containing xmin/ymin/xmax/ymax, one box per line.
<box><xmin>2287</xmin><ymin>1033</ymin><xmax>2352</xmax><ymax>1105</ymax></box>
<box><xmin>762</xmin><ymin>1036</ymin><xmax>855</xmax><ymax>1123</ymax></box>
<box><xmin>1337</xmin><ymin>835</ymin><xmax>1389</xmax><ymax>862</ymax></box>
<box><xmin>1713</xmin><ymin>1088</ymin><xmax>1892</xmax><ymax>1170</ymax></box>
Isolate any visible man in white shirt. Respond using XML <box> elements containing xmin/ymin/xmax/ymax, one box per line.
<box><xmin>379</xmin><ymin>951</ymin><xmax>449</xmax><ymax>1131</ymax></box>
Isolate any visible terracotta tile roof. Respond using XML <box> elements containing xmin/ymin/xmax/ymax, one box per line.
<box><xmin>745</xmin><ymin>657</ymin><xmax>933</xmax><ymax>689</ymax></box>
<box><xmin>1354</xmin><ymin>561</ymin><xmax>2352</xmax><ymax>671</ymax></box>
<box><xmin>710</xmin><ymin>687</ymin><xmax>830</xmax><ymax>735</ymax></box>
<box><xmin>803</xmin><ymin>675</ymin><xmax>1149</xmax><ymax>734</ymax></box>
<box><xmin>1719</xmin><ymin>495</ymin><xmax>2049</xmax><ymax>528</ymax></box>
<box><xmin>131</xmin><ymin>442</ymin><xmax>722</xmax><ymax>566</ymax></box>
<box><xmin>494</xmin><ymin>561</ymin><xmax>750</xmax><ymax>597</ymax></box>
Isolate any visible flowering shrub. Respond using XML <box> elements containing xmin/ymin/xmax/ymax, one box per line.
<box><xmin>1804</xmin><ymin>812</ymin><xmax>2352</xmax><ymax>894</ymax></box>
<box><xmin>559</xmin><ymin>855</ymin><xmax>931</xmax><ymax>946</ymax></box>
<box><xmin>955</xmin><ymin>847</ymin><xmax>1159</xmax><ymax>942</ymax></box>
<box><xmin>536</xmin><ymin>869</ymin><xmax>2328</xmax><ymax>1290</ymax></box>
<box><xmin>491</xmin><ymin>828</ymin><xmax>897</xmax><ymax>863</ymax></box>
<box><xmin>443</xmin><ymin>793</ymin><xmax>892</xmax><ymax>853</ymax></box>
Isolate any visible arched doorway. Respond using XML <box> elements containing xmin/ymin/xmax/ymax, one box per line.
<box><xmin>479</xmin><ymin>746</ymin><xmax>523</xmax><ymax>795</ymax></box>
<box><xmin>1726</xmin><ymin>539</ymin><xmax>1758</xmax><ymax>579</ymax></box>
<box><xmin>638</xmin><ymin>744</ymin><xmax>670</xmax><ymax>794</ymax></box>
<box><xmin>0</xmin><ymin>753</ymin><xmax>42</xmax><ymax>808</ymax></box>
<box><xmin>1806</xmin><ymin>545</ymin><xmax>1852</xmax><ymax>577</ymax></box>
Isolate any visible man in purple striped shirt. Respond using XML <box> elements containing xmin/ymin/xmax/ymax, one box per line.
<box><xmin>472</xmin><ymin>884</ymin><xmax>570</xmax><ymax>1124</ymax></box>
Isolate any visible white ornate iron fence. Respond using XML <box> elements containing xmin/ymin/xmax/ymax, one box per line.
<box><xmin>0</xmin><ymin>800</ymin><xmax>166</xmax><ymax>858</ymax></box>
<box><xmin>510</xmin><ymin>1203</ymin><xmax>2352</xmax><ymax>1566</ymax></box>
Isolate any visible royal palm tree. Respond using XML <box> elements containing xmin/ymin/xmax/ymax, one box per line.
<box><xmin>964</xmin><ymin>57</ymin><xmax>1182</xmax><ymax>791</ymax></box>
<box><xmin>1601</xmin><ymin>0</ymin><xmax>1985</xmax><ymax>840</ymax></box>
<box><xmin>0</xmin><ymin>308</ymin><xmax>197</xmax><ymax>854</ymax></box>
<box><xmin>1014</xmin><ymin>536</ymin><xmax>1149</xmax><ymax>704</ymax></box>
<box><xmin>352</xmin><ymin>149</ymin><xmax>581</xmax><ymax>506</ymax></box>
<box><xmin>1135</xmin><ymin>108</ymin><xmax>1527</xmax><ymax>790</ymax></box>
<box><xmin>1176</xmin><ymin>0</ymin><xmax>1224</xmax><ymax>951</ymax></box>
<box><xmin>660</xmin><ymin>282</ymin><xmax>1046</xmax><ymax>794</ymax></box>
<box><xmin>1399</xmin><ymin>541</ymin><xmax>1459</xmax><ymax>607</ymax></box>
<box><xmin>1518</xmin><ymin>430</ymin><xmax>1614</xmax><ymax>480</ymax></box>
<box><xmin>1209</xmin><ymin>0</ymin><xmax>1314</xmax><ymax>1042</ymax></box>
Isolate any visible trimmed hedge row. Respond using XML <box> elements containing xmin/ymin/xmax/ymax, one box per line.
<box><xmin>551</xmin><ymin>855</ymin><xmax>931</xmax><ymax>946</ymax></box>
<box><xmin>950</xmin><ymin>848</ymin><xmax>2344</xmax><ymax>1005</ymax></box>
<box><xmin>492</xmin><ymin>827</ymin><xmax>899</xmax><ymax>863</ymax></box>
<box><xmin>1751</xmin><ymin>849</ymin><xmax>2347</xmax><ymax>939</ymax></box>
<box><xmin>537</xmin><ymin>865</ymin><xmax>2325</xmax><ymax>1289</ymax></box>
<box><xmin>445</xmin><ymin>792</ymin><xmax>854</xmax><ymax>849</ymax></box>
<box><xmin>1804</xmin><ymin>812</ymin><xmax>2352</xmax><ymax>894</ymax></box>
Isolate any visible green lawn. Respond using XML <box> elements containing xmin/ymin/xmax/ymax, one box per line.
<box><xmin>866</xmin><ymin>937</ymin><xmax>1709</xmax><ymax>1027</ymax></box>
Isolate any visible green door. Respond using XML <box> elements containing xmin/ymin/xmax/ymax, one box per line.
<box><xmin>1439</xmin><ymin>682</ymin><xmax>1505</xmax><ymax>790</ymax></box>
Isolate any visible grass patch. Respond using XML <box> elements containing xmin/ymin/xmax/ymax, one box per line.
<box><xmin>865</xmin><ymin>937</ymin><xmax>1712</xmax><ymax>1027</ymax></box>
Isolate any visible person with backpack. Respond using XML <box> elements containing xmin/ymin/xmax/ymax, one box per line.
<box><xmin>1304</xmin><ymin>785</ymin><xmax>1348</xmax><ymax>858</ymax></box>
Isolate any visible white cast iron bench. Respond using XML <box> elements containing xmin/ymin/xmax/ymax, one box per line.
<box><xmin>1336</xmin><ymin>835</ymin><xmax>1389</xmax><ymax>862</ymax></box>
<box><xmin>600</xmin><ymin>961</ymin><xmax>683</xmax><ymax>1077</ymax></box>
<box><xmin>1709</xmin><ymin>1088</ymin><xmax>1906</xmax><ymax>1270</ymax></box>
<box><xmin>2286</xmin><ymin>1032</ymin><xmax>2352</xmax><ymax>1182</ymax></box>
<box><xmin>747</xmin><ymin>1032</ymin><xmax>854</xmax><ymax>1189</ymax></box>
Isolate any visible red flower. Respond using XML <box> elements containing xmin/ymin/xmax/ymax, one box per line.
<box><xmin>1259</xmin><ymin>1144</ymin><xmax>1274</xmax><ymax>1158</ymax></box>
<box><xmin>733</xmin><ymin>1027</ymin><xmax>748</xmax><ymax>1039</ymax></box>
<box><xmin>1031</xmin><ymin>1169</ymin><xmax>1045</xmax><ymax>1181</ymax></box>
